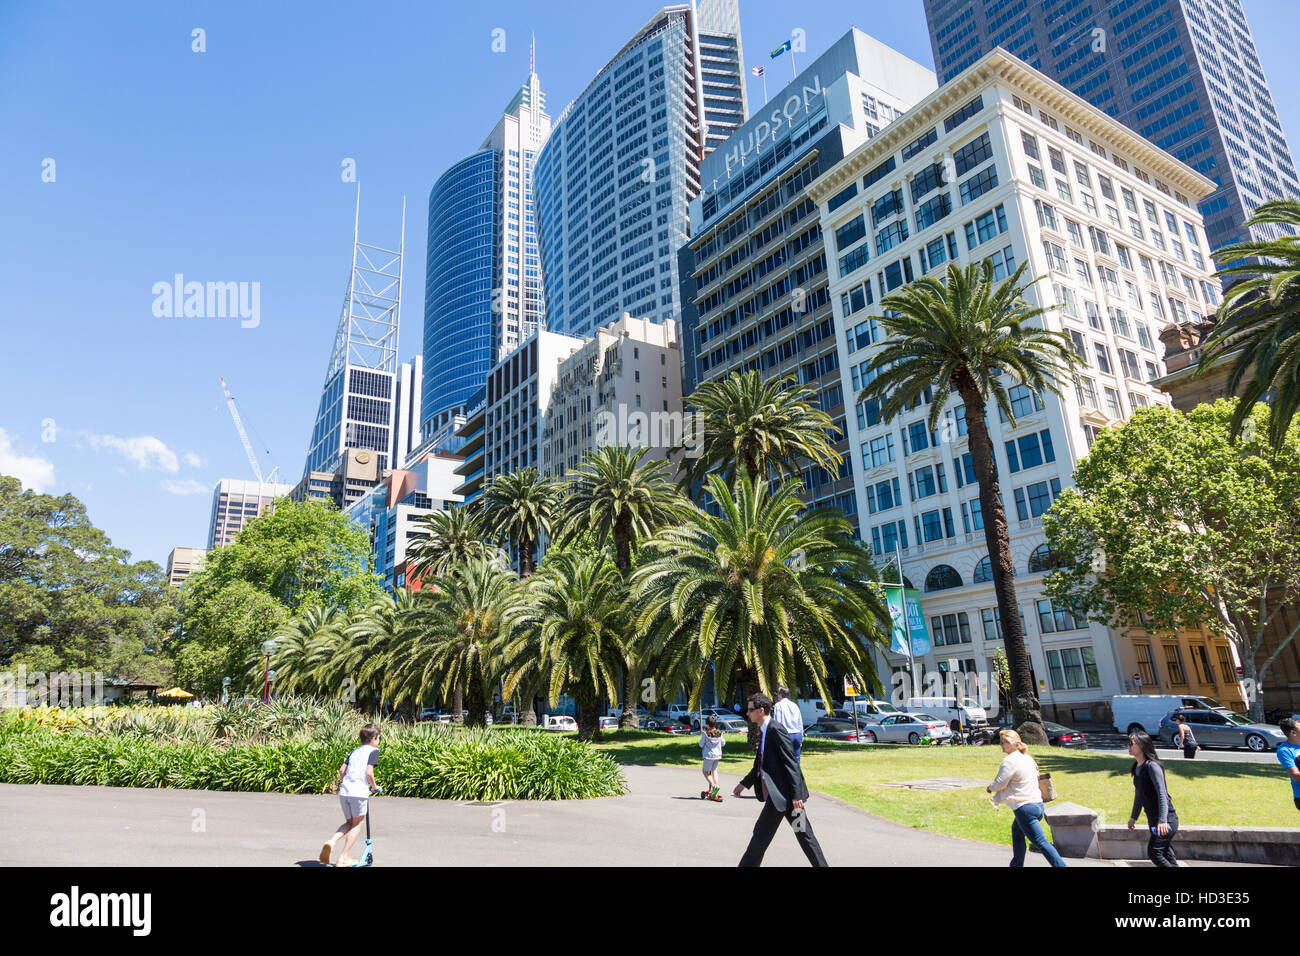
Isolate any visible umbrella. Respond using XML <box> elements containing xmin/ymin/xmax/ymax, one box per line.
<box><xmin>156</xmin><ymin>687</ymin><xmax>195</xmax><ymax>699</ymax></box>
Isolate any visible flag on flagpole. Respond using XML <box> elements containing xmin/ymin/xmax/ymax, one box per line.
<box><xmin>752</xmin><ymin>65</ymin><xmax>767</xmax><ymax>105</ymax></box>
<box><xmin>770</xmin><ymin>40</ymin><xmax>791</xmax><ymax>58</ymax></box>
<box><xmin>751</xmin><ymin>66</ymin><xmax>764</xmax><ymax>77</ymax></box>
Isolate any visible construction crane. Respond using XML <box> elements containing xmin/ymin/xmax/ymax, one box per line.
<box><xmin>219</xmin><ymin>377</ymin><xmax>276</xmax><ymax>484</ymax></box>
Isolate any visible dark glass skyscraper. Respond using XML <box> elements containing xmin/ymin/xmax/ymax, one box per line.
<box><xmin>924</xmin><ymin>0</ymin><xmax>1300</xmax><ymax>251</ymax></box>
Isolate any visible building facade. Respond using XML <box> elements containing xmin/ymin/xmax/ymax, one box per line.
<box><xmin>540</xmin><ymin>314</ymin><xmax>684</xmax><ymax>478</ymax></box>
<box><xmin>391</xmin><ymin>354</ymin><xmax>423</xmax><ymax>470</ymax></box>
<box><xmin>534</xmin><ymin>0</ymin><xmax>746</xmax><ymax>341</ymax></box>
<box><xmin>421</xmin><ymin>53</ymin><xmax>551</xmax><ymax>442</ymax></box>
<box><xmin>809</xmin><ymin>47</ymin><xmax>1242</xmax><ymax>721</ymax></box>
<box><xmin>923</xmin><ymin>0</ymin><xmax>1300</xmax><ymax>253</ymax></box>
<box><xmin>207</xmin><ymin>479</ymin><xmax>294</xmax><ymax>549</ymax></box>
<box><xmin>165</xmin><ymin>547</ymin><xmax>208</xmax><ymax>587</ymax></box>
<box><xmin>345</xmin><ymin>452</ymin><xmax>464</xmax><ymax>591</ymax></box>
<box><xmin>681</xmin><ymin>29</ymin><xmax>936</xmax><ymax>528</ymax></box>
<box><xmin>452</xmin><ymin>329</ymin><xmax>585</xmax><ymax>504</ymax></box>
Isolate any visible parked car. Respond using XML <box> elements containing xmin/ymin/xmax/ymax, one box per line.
<box><xmin>842</xmin><ymin>698</ymin><xmax>904</xmax><ymax>721</ymax></box>
<box><xmin>717</xmin><ymin>718</ymin><xmax>749</xmax><ymax>734</ymax></box>
<box><xmin>1265</xmin><ymin>707</ymin><xmax>1300</xmax><ymax>725</ymax></box>
<box><xmin>689</xmin><ymin>706</ymin><xmax>737</xmax><ymax>730</ymax></box>
<box><xmin>1158</xmin><ymin>708</ymin><xmax>1287</xmax><ymax>752</ymax></box>
<box><xmin>796</xmin><ymin>698</ymin><xmax>839</xmax><ymax>725</ymax></box>
<box><xmin>641</xmin><ymin>716</ymin><xmax>686</xmax><ymax>733</ymax></box>
<box><xmin>598</xmin><ymin>716</ymin><xmax>619</xmax><ymax>731</ymax></box>
<box><xmin>540</xmin><ymin>715</ymin><xmax>577</xmax><ymax>732</ymax></box>
<box><xmin>1111</xmin><ymin>694</ymin><xmax>1224</xmax><ymax>735</ymax></box>
<box><xmin>804</xmin><ymin>722</ymin><xmax>865</xmax><ymax>742</ymax></box>
<box><xmin>870</xmin><ymin>713</ymin><xmax>952</xmax><ymax>744</ymax></box>
<box><xmin>1043</xmin><ymin>721</ymin><xmax>1087</xmax><ymax>748</ymax></box>
<box><xmin>906</xmin><ymin>696</ymin><xmax>991</xmax><ymax>733</ymax></box>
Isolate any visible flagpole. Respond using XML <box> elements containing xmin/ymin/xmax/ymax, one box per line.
<box><xmin>791</xmin><ymin>49</ymin><xmax>797</xmax><ymax>80</ymax></box>
<box><xmin>761</xmin><ymin>73</ymin><xmax>767</xmax><ymax>104</ymax></box>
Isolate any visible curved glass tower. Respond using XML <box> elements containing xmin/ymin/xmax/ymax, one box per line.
<box><xmin>422</xmin><ymin>149</ymin><xmax>497</xmax><ymax>438</ymax></box>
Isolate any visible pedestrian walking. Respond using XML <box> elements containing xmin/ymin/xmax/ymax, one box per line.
<box><xmin>1172</xmin><ymin>714</ymin><xmax>1199</xmax><ymax>759</ymax></box>
<box><xmin>772</xmin><ymin>686</ymin><xmax>804</xmax><ymax>763</ymax></box>
<box><xmin>1127</xmin><ymin>731</ymin><xmax>1179</xmax><ymax>867</ymax></box>
<box><xmin>733</xmin><ymin>693</ymin><xmax>827</xmax><ymax>867</ymax></box>
<box><xmin>1276</xmin><ymin>717</ymin><xmax>1300</xmax><ymax>813</ymax></box>
<box><xmin>699</xmin><ymin>715</ymin><xmax>725</xmax><ymax>801</ymax></box>
<box><xmin>986</xmin><ymin>729</ymin><xmax>1066</xmax><ymax>867</ymax></box>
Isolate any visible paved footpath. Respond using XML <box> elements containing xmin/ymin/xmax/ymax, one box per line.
<box><xmin>0</xmin><ymin>766</ymin><xmax>1154</xmax><ymax>867</ymax></box>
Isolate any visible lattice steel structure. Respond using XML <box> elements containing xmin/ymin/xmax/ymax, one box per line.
<box><xmin>304</xmin><ymin>187</ymin><xmax>405</xmax><ymax>478</ymax></box>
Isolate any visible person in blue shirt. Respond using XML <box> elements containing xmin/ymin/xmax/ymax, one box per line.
<box><xmin>1277</xmin><ymin>717</ymin><xmax>1300</xmax><ymax>812</ymax></box>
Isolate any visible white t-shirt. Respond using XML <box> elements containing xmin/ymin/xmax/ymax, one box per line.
<box><xmin>989</xmin><ymin>750</ymin><xmax>1041</xmax><ymax>809</ymax></box>
<box><xmin>339</xmin><ymin>744</ymin><xmax>378</xmax><ymax>797</ymax></box>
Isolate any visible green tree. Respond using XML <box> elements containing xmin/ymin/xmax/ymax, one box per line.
<box><xmin>504</xmin><ymin>551</ymin><xmax>628</xmax><ymax>741</ymax></box>
<box><xmin>556</xmin><ymin>444</ymin><xmax>687</xmax><ymax>727</ymax></box>
<box><xmin>857</xmin><ymin>260</ymin><xmax>1080</xmax><ymax>743</ymax></box>
<box><xmin>1199</xmin><ymin>199</ymin><xmax>1300</xmax><ymax>450</ymax></box>
<box><xmin>632</xmin><ymin>474</ymin><xmax>888</xmax><ymax>747</ymax></box>
<box><xmin>477</xmin><ymin>468</ymin><xmax>560</xmax><ymax>578</ymax></box>
<box><xmin>684</xmin><ymin>370</ymin><xmax>843</xmax><ymax>489</ymax></box>
<box><xmin>0</xmin><ymin>476</ymin><xmax>177</xmax><ymax>682</ymax></box>
<box><xmin>176</xmin><ymin>497</ymin><xmax>381</xmax><ymax>693</ymax></box>
<box><xmin>1043</xmin><ymin>400</ymin><xmax>1300</xmax><ymax>721</ymax></box>
<box><xmin>405</xmin><ymin>507</ymin><xmax>502</xmax><ymax>582</ymax></box>
<box><xmin>384</xmin><ymin>558</ymin><xmax>516</xmax><ymax>726</ymax></box>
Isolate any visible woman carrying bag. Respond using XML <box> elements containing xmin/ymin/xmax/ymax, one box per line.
<box><xmin>986</xmin><ymin>729</ymin><xmax>1067</xmax><ymax>867</ymax></box>
<box><xmin>1173</xmin><ymin>714</ymin><xmax>1199</xmax><ymax>759</ymax></box>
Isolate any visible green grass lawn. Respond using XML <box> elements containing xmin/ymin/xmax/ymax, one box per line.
<box><xmin>591</xmin><ymin>731</ymin><xmax>1296</xmax><ymax>844</ymax></box>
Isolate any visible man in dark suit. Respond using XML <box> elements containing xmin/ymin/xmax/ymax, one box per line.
<box><xmin>733</xmin><ymin>692</ymin><xmax>828</xmax><ymax>866</ymax></box>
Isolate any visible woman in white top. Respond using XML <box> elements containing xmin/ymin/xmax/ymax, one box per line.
<box><xmin>986</xmin><ymin>729</ymin><xmax>1067</xmax><ymax>867</ymax></box>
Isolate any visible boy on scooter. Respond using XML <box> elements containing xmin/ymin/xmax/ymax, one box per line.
<box><xmin>320</xmin><ymin>723</ymin><xmax>381</xmax><ymax>866</ymax></box>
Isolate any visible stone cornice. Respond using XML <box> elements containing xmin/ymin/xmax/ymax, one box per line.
<box><xmin>808</xmin><ymin>47</ymin><xmax>1218</xmax><ymax>206</ymax></box>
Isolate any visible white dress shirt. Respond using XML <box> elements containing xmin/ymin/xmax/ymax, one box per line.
<box><xmin>772</xmin><ymin>696</ymin><xmax>804</xmax><ymax>736</ymax></box>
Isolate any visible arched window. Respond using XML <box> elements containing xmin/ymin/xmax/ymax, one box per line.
<box><xmin>925</xmin><ymin>564</ymin><xmax>963</xmax><ymax>592</ymax></box>
<box><xmin>973</xmin><ymin>556</ymin><xmax>994</xmax><ymax>583</ymax></box>
<box><xmin>1028</xmin><ymin>543</ymin><xmax>1061</xmax><ymax>573</ymax></box>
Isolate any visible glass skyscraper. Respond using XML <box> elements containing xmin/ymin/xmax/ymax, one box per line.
<box><xmin>421</xmin><ymin>53</ymin><xmax>551</xmax><ymax>443</ymax></box>
<box><xmin>534</xmin><ymin>0</ymin><xmax>746</xmax><ymax>341</ymax></box>
<box><xmin>923</xmin><ymin>0</ymin><xmax>1300</xmax><ymax>252</ymax></box>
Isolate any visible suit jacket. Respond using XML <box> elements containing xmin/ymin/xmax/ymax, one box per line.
<box><xmin>740</xmin><ymin>720</ymin><xmax>809</xmax><ymax>813</ymax></box>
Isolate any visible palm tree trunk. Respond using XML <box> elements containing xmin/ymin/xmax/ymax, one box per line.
<box><xmin>466</xmin><ymin>682</ymin><xmax>487</xmax><ymax>728</ymax></box>
<box><xmin>452</xmin><ymin>686</ymin><xmax>464</xmax><ymax>724</ymax></box>
<box><xmin>959</xmin><ymin>385</ymin><xmax>1047</xmax><ymax>744</ymax></box>
<box><xmin>614</xmin><ymin>519</ymin><xmax>641</xmax><ymax>730</ymax></box>
<box><xmin>518</xmin><ymin>535</ymin><xmax>534</xmax><ymax>578</ymax></box>
<box><xmin>576</xmin><ymin>691</ymin><xmax>600</xmax><ymax>742</ymax></box>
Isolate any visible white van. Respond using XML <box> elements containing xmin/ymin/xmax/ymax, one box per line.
<box><xmin>843</xmin><ymin>699</ymin><xmax>904</xmax><ymax>721</ymax></box>
<box><xmin>906</xmin><ymin>696</ymin><xmax>991</xmax><ymax>732</ymax></box>
<box><xmin>796</xmin><ymin>698</ymin><xmax>838</xmax><ymax>726</ymax></box>
<box><xmin>1110</xmin><ymin>695</ymin><xmax>1224</xmax><ymax>735</ymax></box>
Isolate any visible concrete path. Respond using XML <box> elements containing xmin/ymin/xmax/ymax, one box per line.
<box><xmin>0</xmin><ymin>766</ymin><xmax>1112</xmax><ymax>867</ymax></box>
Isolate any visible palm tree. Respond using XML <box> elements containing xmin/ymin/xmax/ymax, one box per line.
<box><xmin>342</xmin><ymin>589</ymin><xmax>423</xmax><ymax>714</ymax></box>
<box><xmin>1199</xmin><ymin>199</ymin><xmax>1300</xmax><ymax>449</ymax></box>
<box><xmin>405</xmin><ymin>507</ymin><xmax>502</xmax><ymax>583</ymax></box>
<box><xmin>631</xmin><ymin>473</ymin><xmax>888</xmax><ymax>747</ymax></box>
<box><xmin>253</xmin><ymin>606</ymin><xmax>348</xmax><ymax>697</ymax></box>
<box><xmin>684</xmin><ymin>369</ymin><xmax>843</xmax><ymax>489</ymax></box>
<box><xmin>503</xmin><ymin>551</ymin><xmax>628</xmax><ymax>741</ymax></box>
<box><xmin>477</xmin><ymin>467</ymin><xmax>561</xmax><ymax>578</ymax></box>
<box><xmin>382</xmin><ymin>558</ymin><xmax>516</xmax><ymax>726</ymax></box>
<box><xmin>557</xmin><ymin>444</ymin><xmax>688</xmax><ymax>727</ymax></box>
<box><xmin>856</xmin><ymin>259</ymin><xmax>1080</xmax><ymax>743</ymax></box>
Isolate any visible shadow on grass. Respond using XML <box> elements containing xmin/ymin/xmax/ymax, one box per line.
<box><xmin>1035</xmin><ymin>749</ymin><xmax>1279</xmax><ymax>783</ymax></box>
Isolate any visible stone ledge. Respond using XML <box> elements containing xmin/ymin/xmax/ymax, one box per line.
<box><xmin>1044</xmin><ymin>802</ymin><xmax>1300</xmax><ymax>866</ymax></box>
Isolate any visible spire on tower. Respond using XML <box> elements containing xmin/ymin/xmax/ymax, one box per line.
<box><xmin>529</xmin><ymin>32</ymin><xmax>536</xmax><ymax>76</ymax></box>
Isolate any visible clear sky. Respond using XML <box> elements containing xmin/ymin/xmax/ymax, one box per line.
<box><xmin>2</xmin><ymin>0</ymin><xmax>1297</xmax><ymax>569</ymax></box>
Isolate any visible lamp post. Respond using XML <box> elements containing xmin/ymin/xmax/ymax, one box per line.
<box><xmin>266</xmin><ymin>669</ymin><xmax>276</xmax><ymax>703</ymax></box>
<box><xmin>221</xmin><ymin>676</ymin><xmax>230</xmax><ymax>706</ymax></box>
<box><xmin>260</xmin><ymin>640</ymin><xmax>276</xmax><ymax>704</ymax></box>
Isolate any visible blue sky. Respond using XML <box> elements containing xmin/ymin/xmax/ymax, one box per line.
<box><xmin>2</xmin><ymin>0</ymin><xmax>1297</xmax><ymax>568</ymax></box>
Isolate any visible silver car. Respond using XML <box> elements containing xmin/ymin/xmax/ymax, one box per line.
<box><xmin>1158</xmin><ymin>708</ymin><xmax>1287</xmax><ymax>752</ymax></box>
<box><xmin>868</xmin><ymin>713</ymin><xmax>954</xmax><ymax>744</ymax></box>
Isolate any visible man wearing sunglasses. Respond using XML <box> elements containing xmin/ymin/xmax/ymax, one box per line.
<box><xmin>733</xmin><ymin>692</ymin><xmax>828</xmax><ymax>866</ymax></box>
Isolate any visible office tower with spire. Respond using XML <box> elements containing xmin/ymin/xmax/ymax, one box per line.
<box><xmin>420</xmin><ymin>39</ymin><xmax>552</xmax><ymax>447</ymax></box>
<box><xmin>302</xmin><ymin>190</ymin><xmax>405</xmax><ymax>501</ymax></box>
<box><xmin>534</xmin><ymin>0</ymin><xmax>747</xmax><ymax>341</ymax></box>
<box><xmin>923</xmin><ymin>0</ymin><xmax>1300</xmax><ymax>252</ymax></box>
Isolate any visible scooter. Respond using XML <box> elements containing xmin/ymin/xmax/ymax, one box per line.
<box><xmin>352</xmin><ymin>786</ymin><xmax>382</xmax><ymax>867</ymax></box>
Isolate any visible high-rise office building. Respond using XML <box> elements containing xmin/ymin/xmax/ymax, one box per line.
<box><xmin>923</xmin><ymin>0</ymin><xmax>1300</xmax><ymax>252</ymax></box>
<box><xmin>165</xmin><ymin>546</ymin><xmax>208</xmax><ymax>587</ymax></box>
<box><xmin>207</xmin><ymin>479</ymin><xmax>294</xmax><ymax>549</ymax></box>
<box><xmin>681</xmin><ymin>29</ymin><xmax>936</xmax><ymax>529</ymax></box>
<box><xmin>534</xmin><ymin>0</ymin><xmax>747</xmax><ymax>341</ymax></box>
<box><xmin>391</xmin><ymin>354</ymin><xmax>423</xmax><ymax>470</ymax></box>
<box><xmin>809</xmin><ymin>47</ymin><xmax>1243</xmax><ymax>719</ymax></box>
<box><xmin>304</xmin><ymin>191</ymin><xmax>404</xmax><ymax>480</ymax></box>
<box><xmin>421</xmin><ymin>44</ymin><xmax>552</xmax><ymax>444</ymax></box>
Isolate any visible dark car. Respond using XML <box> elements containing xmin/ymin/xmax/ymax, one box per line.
<box><xmin>1043</xmin><ymin>721</ymin><xmax>1087</xmax><ymax>748</ymax></box>
<box><xmin>640</xmin><ymin>716</ymin><xmax>688</xmax><ymax>734</ymax></box>
<box><xmin>811</xmin><ymin>718</ymin><xmax>876</xmax><ymax>743</ymax></box>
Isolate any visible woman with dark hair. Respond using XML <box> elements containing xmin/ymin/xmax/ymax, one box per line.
<box><xmin>1173</xmin><ymin>714</ymin><xmax>1199</xmax><ymax>759</ymax></box>
<box><xmin>1127</xmin><ymin>731</ymin><xmax>1179</xmax><ymax>867</ymax></box>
